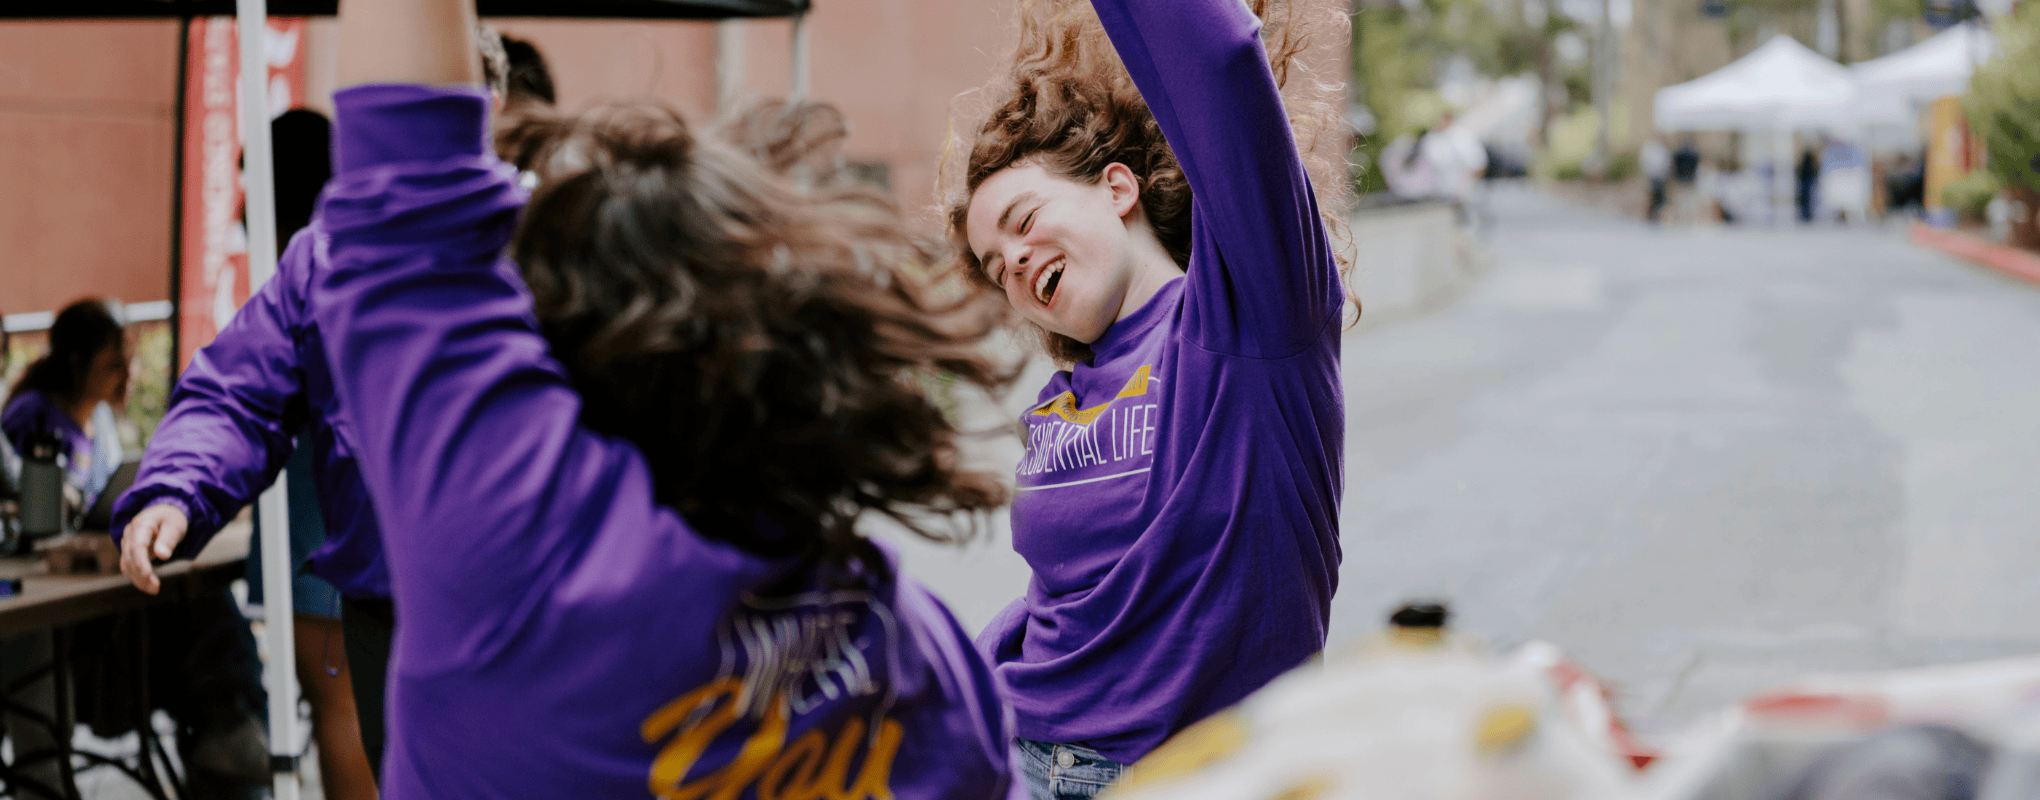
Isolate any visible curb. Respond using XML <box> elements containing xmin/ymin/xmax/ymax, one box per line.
<box><xmin>1909</xmin><ymin>223</ymin><xmax>2040</xmax><ymax>287</ymax></box>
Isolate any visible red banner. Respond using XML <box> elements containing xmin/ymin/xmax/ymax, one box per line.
<box><xmin>177</xmin><ymin>16</ymin><xmax>308</xmax><ymax>371</ymax></box>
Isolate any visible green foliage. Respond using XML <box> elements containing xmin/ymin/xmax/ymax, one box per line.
<box><xmin>128</xmin><ymin>323</ymin><xmax>172</xmax><ymax>447</ymax></box>
<box><xmin>1941</xmin><ymin>170</ymin><xmax>2001</xmax><ymax>219</ymax></box>
<box><xmin>1965</xmin><ymin>3</ymin><xmax>2040</xmax><ymax>193</ymax></box>
<box><xmin>1352</xmin><ymin>0</ymin><xmax>1558</xmax><ymax>143</ymax></box>
<box><xmin>1536</xmin><ymin>101</ymin><xmax>1632</xmax><ymax>179</ymax></box>
<box><xmin>1604</xmin><ymin>149</ymin><xmax>1641</xmax><ymax>182</ymax></box>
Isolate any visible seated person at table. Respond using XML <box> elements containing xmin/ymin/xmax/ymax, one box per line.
<box><xmin>302</xmin><ymin>0</ymin><xmax>1020</xmax><ymax>795</ymax></box>
<box><xmin>3</xmin><ymin>299</ymin><xmax>269</xmax><ymax>799</ymax></box>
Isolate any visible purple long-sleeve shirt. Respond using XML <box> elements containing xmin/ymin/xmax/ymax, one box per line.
<box><xmin>310</xmin><ymin>83</ymin><xmax>1016</xmax><ymax>799</ymax></box>
<box><xmin>976</xmin><ymin>0</ymin><xmax>1345</xmax><ymax>763</ymax></box>
<box><xmin>2</xmin><ymin>391</ymin><xmax>90</xmax><ymax>483</ymax></box>
<box><xmin>109</xmin><ymin>224</ymin><xmax>393</xmax><ymax>599</ymax></box>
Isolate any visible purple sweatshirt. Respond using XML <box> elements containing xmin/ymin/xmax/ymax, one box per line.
<box><xmin>310</xmin><ymin>84</ymin><xmax>1016</xmax><ymax>800</ymax></box>
<box><xmin>976</xmin><ymin>0</ymin><xmax>1345</xmax><ymax>763</ymax></box>
<box><xmin>2</xmin><ymin>390</ymin><xmax>92</xmax><ymax>485</ymax></box>
<box><xmin>109</xmin><ymin>224</ymin><xmax>394</xmax><ymax>599</ymax></box>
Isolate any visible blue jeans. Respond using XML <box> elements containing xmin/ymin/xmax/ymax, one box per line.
<box><xmin>1017</xmin><ymin>738</ymin><xmax>1128</xmax><ymax>800</ymax></box>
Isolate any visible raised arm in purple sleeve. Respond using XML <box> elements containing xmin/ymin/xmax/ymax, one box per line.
<box><xmin>110</xmin><ymin>231</ymin><xmax>315</xmax><ymax>554</ymax></box>
<box><xmin>310</xmin><ymin>84</ymin><xmax>576</xmax><ymax>649</ymax></box>
<box><xmin>1091</xmin><ymin>0</ymin><xmax>1340</xmax><ymax>358</ymax></box>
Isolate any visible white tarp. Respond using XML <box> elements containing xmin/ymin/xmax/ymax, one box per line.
<box><xmin>1654</xmin><ymin>35</ymin><xmax>1856</xmax><ymax>132</ymax></box>
<box><xmin>1853</xmin><ymin>23</ymin><xmax>1996</xmax><ymax>105</ymax></box>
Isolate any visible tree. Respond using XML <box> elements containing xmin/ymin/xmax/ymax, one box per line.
<box><xmin>1965</xmin><ymin>3</ymin><xmax>2040</xmax><ymax>249</ymax></box>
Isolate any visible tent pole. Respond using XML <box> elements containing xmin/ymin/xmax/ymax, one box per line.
<box><xmin>789</xmin><ymin>12</ymin><xmax>809</xmax><ymax>100</ymax></box>
<box><xmin>716</xmin><ymin>19</ymin><xmax>746</xmax><ymax>112</ymax></box>
<box><xmin>236</xmin><ymin>0</ymin><xmax>301</xmax><ymax>797</ymax></box>
<box><xmin>168</xmin><ymin>15</ymin><xmax>190</xmax><ymax>381</ymax></box>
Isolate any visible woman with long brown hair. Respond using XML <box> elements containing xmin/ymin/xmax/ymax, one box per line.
<box><xmin>309</xmin><ymin>0</ymin><xmax>1021</xmax><ymax>797</ymax></box>
<box><xmin>950</xmin><ymin>0</ymin><xmax>1353</xmax><ymax>794</ymax></box>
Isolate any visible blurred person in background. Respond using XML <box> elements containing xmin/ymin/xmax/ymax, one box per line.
<box><xmin>499</xmin><ymin>34</ymin><xmax>554</xmax><ymax>109</ymax></box>
<box><xmin>115</xmin><ymin>27</ymin><xmax>553</xmax><ymax>785</ymax></box>
<box><xmin>1381</xmin><ymin>125</ymin><xmax>1442</xmax><ymax>200</ymax></box>
<box><xmin>1819</xmin><ymin>136</ymin><xmax>1870</xmax><ymax>225</ymax></box>
<box><xmin>1796</xmin><ymin>144</ymin><xmax>1821</xmax><ymax>224</ymax></box>
<box><xmin>1427</xmin><ymin>111</ymin><xmax>1488</xmax><ymax>225</ymax></box>
<box><xmin>1670</xmin><ymin>136</ymin><xmax>1702</xmax><ymax>224</ymax></box>
<box><xmin>1642</xmin><ymin>136</ymin><xmax>1670</xmax><ymax>224</ymax></box>
<box><xmin>1885</xmin><ymin>152</ymin><xmax>1926</xmax><ymax>218</ymax></box>
<box><xmin>2</xmin><ymin>300</ymin><xmax>128</xmax><ymax>505</ymax></box>
<box><xmin>4</xmin><ymin>299</ymin><xmax>270</xmax><ymax>800</ymax></box>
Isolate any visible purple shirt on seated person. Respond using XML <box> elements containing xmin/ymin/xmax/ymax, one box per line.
<box><xmin>2</xmin><ymin>390</ymin><xmax>91</xmax><ymax>484</ymax></box>
<box><xmin>309</xmin><ymin>83</ymin><xmax>1018</xmax><ymax>800</ymax></box>
<box><xmin>976</xmin><ymin>0</ymin><xmax>1346</xmax><ymax>764</ymax></box>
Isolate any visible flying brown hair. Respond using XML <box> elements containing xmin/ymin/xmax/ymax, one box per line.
<box><xmin>714</xmin><ymin>98</ymin><xmax>852</xmax><ymax>191</ymax></box>
<box><xmin>504</xmin><ymin>102</ymin><xmax>1014</xmax><ymax>571</ymax></box>
<box><xmin>945</xmin><ymin>0</ymin><xmax>1357</xmax><ymax>364</ymax></box>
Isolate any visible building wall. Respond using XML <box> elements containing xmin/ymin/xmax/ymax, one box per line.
<box><xmin>4</xmin><ymin>4</ymin><xmax>1351</xmax><ymax>318</ymax></box>
<box><xmin>0</xmin><ymin>20</ymin><xmax>180</xmax><ymax>318</ymax></box>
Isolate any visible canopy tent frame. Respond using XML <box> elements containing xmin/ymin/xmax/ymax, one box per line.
<box><xmin>2</xmin><ymin>2</ymin><xmax>810</xmax><ymax>797</ymax></box>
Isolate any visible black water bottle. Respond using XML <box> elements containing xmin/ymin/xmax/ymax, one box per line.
<box><xmin>16</xmin><ymin>429</ymin><xmax>66</xmax><ymax>547</ymax></box>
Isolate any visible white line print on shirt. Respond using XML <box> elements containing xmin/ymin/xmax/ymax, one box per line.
<box><xmin>1015</xmin><ymin>467</ymin><xmax>1153</xmax><ymax>492</ymax></box>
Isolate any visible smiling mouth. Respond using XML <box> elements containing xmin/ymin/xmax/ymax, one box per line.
<box><xmin>1033</xmin><ymin>260</ymin><xmax>1065</xmax><ymax>305</ymax></box>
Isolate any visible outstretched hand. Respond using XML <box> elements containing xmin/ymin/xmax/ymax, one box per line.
<box><xmin>119</xmin><ymin>503</ymin><xmax>190</xmax><ymax>595</ymax></box>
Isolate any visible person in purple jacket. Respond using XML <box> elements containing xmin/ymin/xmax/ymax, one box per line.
<box><xmin>113</xmin><ymin>30</ymin><xmax>548</xmax><ymax>787</ymax></box>
<box><xmin>304</xmin><ymin>0</ymin><xmax>1021</xmax><ymax>796</ymax></box>
<box><xmin>948</xmin><ymin>0</ymin><xmax>1355</xmax><ymax>794</ymax></box>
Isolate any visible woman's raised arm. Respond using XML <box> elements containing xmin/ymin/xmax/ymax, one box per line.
<box><xmin>1091</xmin><ymin>0</ymin><xmax>1342</xmax><ymax>358</ymax></box>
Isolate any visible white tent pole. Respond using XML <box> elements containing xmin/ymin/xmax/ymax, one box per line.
<box><xmin>789</xmin><ymin>13</ymin><xmax>809</xmax><ymax>101</ymax></box>
<box><xmin>236</xmin><ymin>1</ymin><xmax>302</xmax><ymax>798</ymax></box>
<box><xmin>716</xmin><ymin>19</ymin><xmax>746</xmax><ymax>112</ymax></box>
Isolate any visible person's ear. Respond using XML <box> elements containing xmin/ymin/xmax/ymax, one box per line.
<box><xmin>1101</xmin><ymin>162</ymin><xmax>1141</xmax><ymax>219</ymax></box>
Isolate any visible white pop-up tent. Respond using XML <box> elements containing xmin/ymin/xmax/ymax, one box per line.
<box><xmin>1654</xmin><ymin>35</ymin><xmax>1857</xmax><ymax>132</ymax></box>
<box><xmin>1853</xmin><ymin>22</ymin><xmax>1996</xmax><ymax>105</ymax></box>
<box><xmin>1654</xmin><ymin>35</ymin><xmax>1889</xmax><ymax>223</ymax></box>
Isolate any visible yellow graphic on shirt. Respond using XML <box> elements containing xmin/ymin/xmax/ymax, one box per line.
<box><xmin>642</xmin><ymin>678</ymin><xmax>902</xmax><ymax>800</ymax></box>
<box><xmin>1032</xmin><ymin>364</ymin><xmax>1153</xmax><ymax>425</ymax></box>
<box><xmin>640</xmin><ymin>595</ymin><xmax>903</xmax><ymax>800</ymax></box>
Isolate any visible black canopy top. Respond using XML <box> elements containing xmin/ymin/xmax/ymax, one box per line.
<box><xmin>3</xmin><ymin>0</ymin><xmax>807</xmax><ymax>19</ymax></box>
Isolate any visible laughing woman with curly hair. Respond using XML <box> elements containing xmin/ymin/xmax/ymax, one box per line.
<box><xmin>950</xmin><ymin>0</ymin><xmax>1355</xmax><ymax>794</ymax></box>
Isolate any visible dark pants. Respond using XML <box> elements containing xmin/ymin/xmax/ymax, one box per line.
<box><xmin>1647</xmin><ymin>177</ymin><xmax>1667</xmax><ymax>223</ymax></box>
<box><xmin>340</xmin><ymin>596</ymin><xmax>394</xmax><ymax>782</ymax></box>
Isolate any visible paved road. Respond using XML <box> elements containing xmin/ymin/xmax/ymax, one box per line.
<box><xmin>885</xmin><ymin>184</ymin><xmax>2040</xmax><ymax>732</ymax></box>
<box><xmin>1332</xmin><ymin>186</ymin><xmax>2040</xmax><ymax>728</ymax></box>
